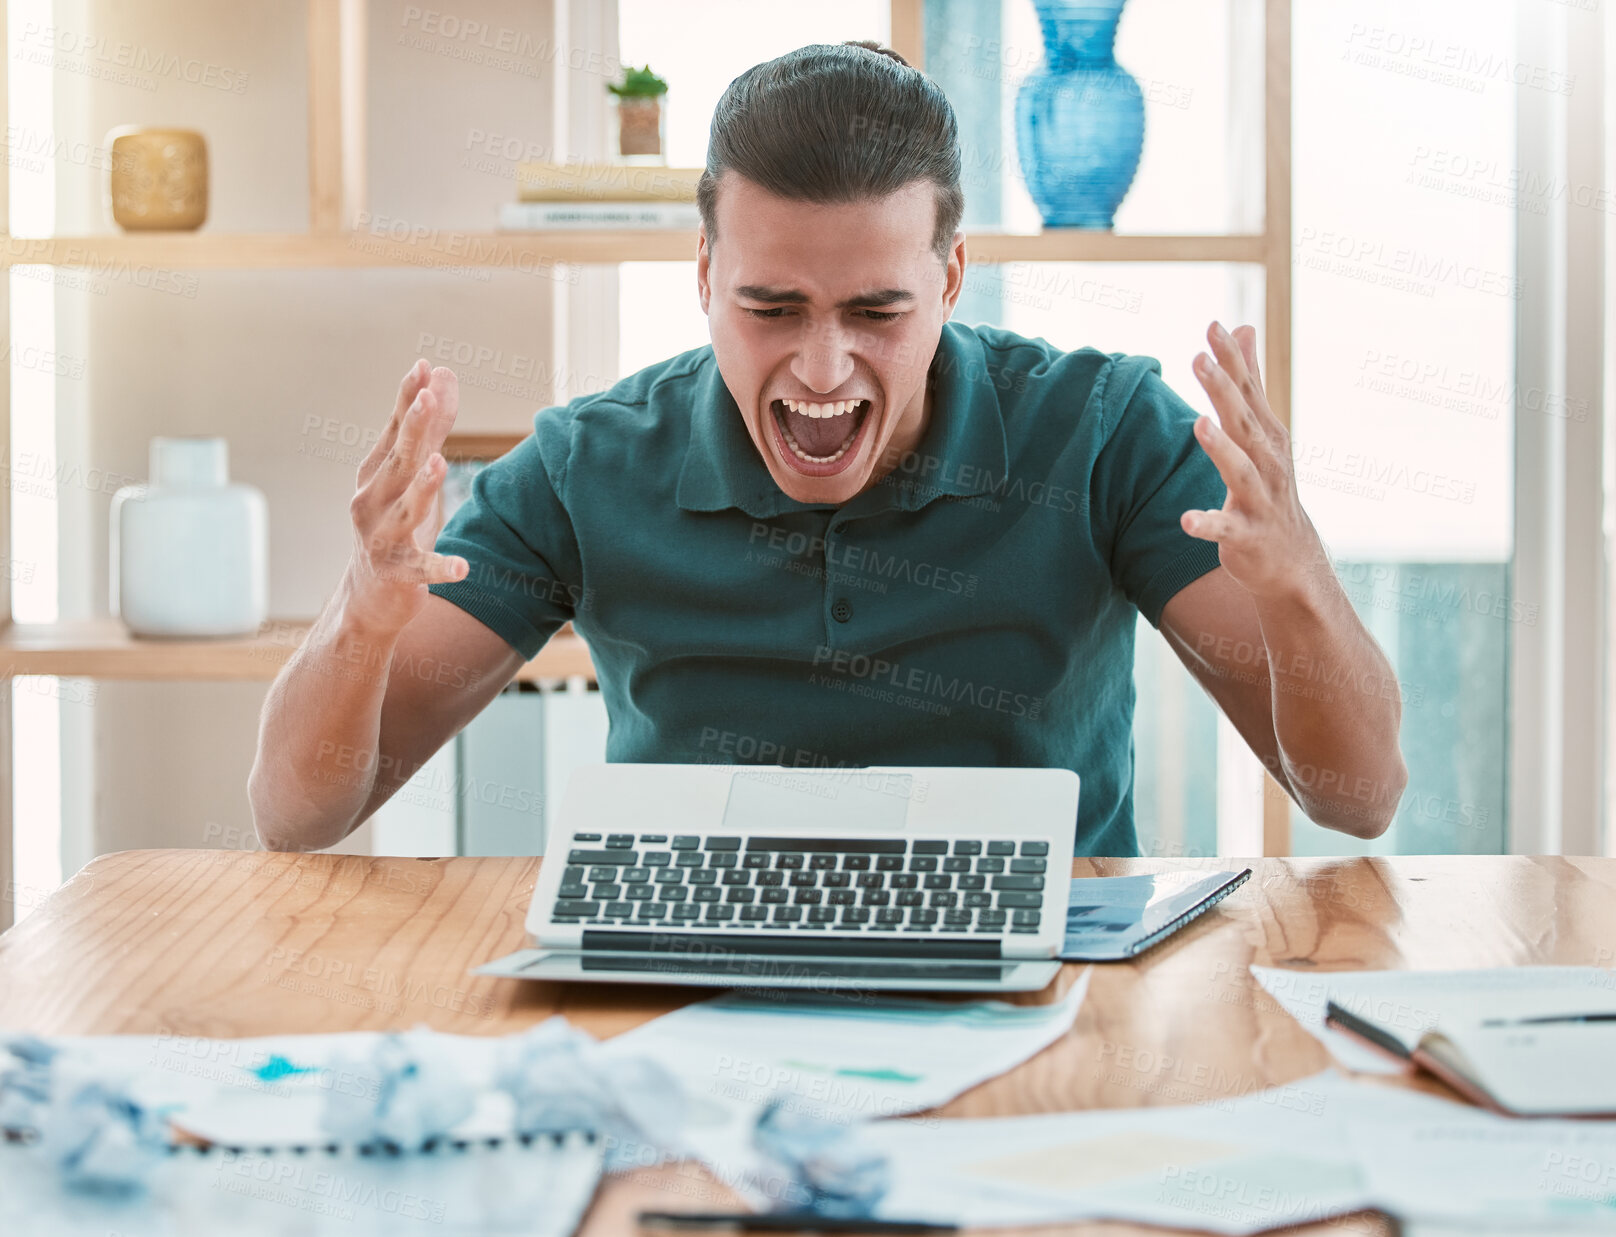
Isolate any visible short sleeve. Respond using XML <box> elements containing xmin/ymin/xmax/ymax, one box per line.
<box><xmin>1089</xmin><ymin>356</ymin><xmax>1227</xmax><ymax>628</ymax></box>
<box><xmin>427</xmin><ymin>409</ymin><xmax>586</xmax><ymax>660</ymax></box>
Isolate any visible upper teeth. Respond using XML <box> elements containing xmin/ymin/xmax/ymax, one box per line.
<box><xmin>783</xmin><ymin>398</ymin><xmax>861</xmax><ymax>419</ymax></box>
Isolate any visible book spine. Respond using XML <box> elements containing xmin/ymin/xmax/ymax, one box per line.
<box><xmin>498</xmin><ymin>203</ymin><xmax>700</xmax><ymax>230</ymax></box>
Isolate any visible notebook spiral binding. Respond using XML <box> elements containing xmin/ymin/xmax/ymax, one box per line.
<box><xmin>2</xmin><ymin>1124</ymin><xmax>599</xmax><ymax>1157</ymax></box>
<box><xmin>1124</xmin><ymin>867</ymin><xmax>1253</xmax><ymax>957</ymax></box>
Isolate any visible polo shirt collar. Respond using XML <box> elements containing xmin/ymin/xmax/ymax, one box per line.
<box><xmin>675</xmin><ymin>321</ymin><xmax>1009</xmax><ymax>518</ymax></box>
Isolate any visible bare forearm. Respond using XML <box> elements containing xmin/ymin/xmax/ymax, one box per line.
<box><xmin>248</xmin><ymin>575</ymin><xmax>401</xmax><ymax>851</ymax></box>
<box><xmin>1256</xmin><ymin>574</ymin><xmax>1408</xmax><ymax>837</ymax></box>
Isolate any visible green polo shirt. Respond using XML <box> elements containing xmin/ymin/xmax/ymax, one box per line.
<box><xmin>430</xmin><ymin>321</ymin><xmax>1225</xmax><ymax>856</ymax></box>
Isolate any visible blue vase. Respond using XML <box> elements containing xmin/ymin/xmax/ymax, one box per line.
<box><xmin>1015</xmin><ymin>0</ymin><xmax>1145</xmax><ymax>228</ymax></box>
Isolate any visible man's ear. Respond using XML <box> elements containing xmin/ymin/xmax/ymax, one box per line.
<box><xmin>696</xmin><ymin>226</ymin><xmax>712</xmax><ymax>315</ymax></box>
<box><xmin>941</xmin><ymin>230</ymin><xmax>966</xmax><ymax>320</ymax></box>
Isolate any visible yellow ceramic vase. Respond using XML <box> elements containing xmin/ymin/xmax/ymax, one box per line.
<box><xmin>108</xmin><ymin>127</ymin><xmax>209</xmax><ymax>231</ymax></box>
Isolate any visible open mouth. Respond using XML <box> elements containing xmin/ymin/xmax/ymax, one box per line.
<box><xmin>768</xmin><ymin>397</ymin><xmax>874</xmax><ymax>477</ymax></box>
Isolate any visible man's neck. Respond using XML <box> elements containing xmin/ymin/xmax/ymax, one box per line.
<box><xmin>861</xmin><ymin>378</ymin><xmax>933</xmax><ymax>493</ymax></box>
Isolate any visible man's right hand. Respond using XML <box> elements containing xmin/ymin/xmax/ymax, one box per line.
<box><xmin>342</xmin><ymin>359</ymin><xmax>470</xmax><ymax>635</ymax></box>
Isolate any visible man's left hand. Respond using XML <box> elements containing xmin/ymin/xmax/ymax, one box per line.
<box><xmin>1180</xmin><ymin>321</ymin><xmax>1329</xmax><ymax>604</ymax></box>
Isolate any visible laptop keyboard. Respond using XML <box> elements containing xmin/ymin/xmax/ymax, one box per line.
<box><xmin>552</xmin><ymin>834</ymin><xmax>1051</xmax><ymax>936</ymax></box>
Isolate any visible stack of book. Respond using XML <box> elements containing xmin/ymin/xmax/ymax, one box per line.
<box><xmin>499</xmin><ymin>162</ymin><xmax>703</xmax><ymax>231</ymax></box>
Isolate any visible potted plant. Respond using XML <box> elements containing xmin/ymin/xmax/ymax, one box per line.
<box><xmin>608</xmin><ymin>64</ymin><xmax>669</xmax><ymax>163</ymax></box>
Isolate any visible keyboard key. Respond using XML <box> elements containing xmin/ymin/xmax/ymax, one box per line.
<box><xmin>827</xmin><ymin>890</ymin><xmax>856</xmax><ymax>906</ymax></box>
<box><xmin>640</xmin><ymin>834</ymin><xmax>668</xmax><ymax>843</ymax></box>
<box><xmin>592</xmin><ymin>883</ymin><xmax>621</xmax><ymax>900</ymax></box>
<box><xmin>557</xmin><ymin>882</ymin><xmax>589</xmax><ymax>899</ymax></box>
<box><xmin>693</xmin><ymin>887</ymin><xmax>722</xmax><ymax>903</ymax></box>
<box><xmin>775</xmin><ymin>854</ymin><xmax>805</xmax><ymax>870</ymax></box>
<box><xmin>745</xmin><ymin>837</ymin><xmax>906</xmax><ymax>853</ymax></box>
<box><xmin>964</xmin><ymin>891</ymin><xmax>992</xmax><ymax>908</ymax></box>
<box><xmin>553</xmin><ymin>899</ymin><xmax>598</xmax><ymax>917</ymax></box>
<box><xmin>952</xmin><ymin>840</ymin><xmax>982</xmax><ymax>856</ymax></box>
<box><xmin>743</xmin><ymin>853</ymin><xmax>769</xmax><ymax>869</ymax></box>
<box><xmin>572</xmin><ymin>833</ymin><xmax>602</xmax><ymax>843</ymax></box>
<box><xmin>725</xmin><ymin>888</ymin><xmax>756</xmax><ymax>903</ymax></box>
<box><xmin>841</xmin><ymin>907</ymin><xmax>871</xmax><ymax>924</ymax></box>
<box><xmin>740</xmin><ymin>905</ymin><xmax>769</xmax><ymax>922</ymax></box>
<box><xmin>563</xmin><ymin>865</ymin><xmax>586</xmax><ymax>882</ymax></box>
<box><xmin>823</xmin><ymin>871</ymin><xmax>851</xmax><ymax>888</ymax></box>
<box><xmin>1020</xmin><ymin>841</ymin><xmax>1050</xmax><ymax>857</ymax></box>
<box><xmin>978</xmin><ymin>908</ymin><xmax>1007</xmax><ymax>926</ymax></box>
<box><xmin>912</xmin><ymin>841</ymin><xmax>948</xmax><ymax>855</ymax></box>
<box><xmin>876</xmin><ymin>908</ymin><xmax>905</xmax><ymax>925</ymax></box>
<box><xmin>721</xmin><ymin>870</ymin><xmax>751</xmax><ymax>885</ymax></box>
<box><xmin>991</xmin><ymin>875</ymin><xmax>1045</xmax><ymax>892</ymax></box>
<box><xmin>986</xmin><ymin>841</ymin><xmax>1015</xmax><ymax>856</ymax></box>
<box><xmin>911</xmin><ymin>857</ymin><xmax>939</xmax><ymax>873</ymax></box>
<box><xmin>1012</xmin><ymin>910</ymin><xmax>1042</xmax><ymax>927</ymax></box>
<box><xmin>671</xmin><ymin>835</ymin><xmax>701</xmax><ymax>850</ymax></box>
<box><xmin>808</xmin><ymin>855</ymin><xmax>837</xmax><ymax>871</ymax></box>
<box><xmin>789</xmin><ymin>871</ymin><xmax>818</xmax><ymax>887</ymax></box>
<box><xmin>756</xmin><ymin>871</ymin><xmax>784</xmax><ymax>887</ymax></box>
<box><xmin>944</xmin><ymin>910</ymin><xmax>972</xmax><ymax>926</ymax></box>
<box><xmin>643</xmin><ymin>852</ymin><xmax>672</xmax><ymax>867</ymax></box>
<box><xmin>772</xmin><ymin>905</ymin><xmax>803</xmax><ymax>923</ymax></box>
<box><xmin>659</xmin><ymin>886</ymin><xmax>689</xmax><ymax>901</ymax></box>
<box><xmin>876</xmin><ymin>855</ymin><xmax>903</xmax><ymax>871</ymax></box>
<box><xmin>943</xmin><ymin>857</ymin><xmax>971</xmax><ymax>873</ymax></box>
<box><xmin>689</xmin><ymin>869</ymin><xmax>718</xmax><ymax>885</ymax></box>
<box><xmin>605</xmin><ymin>901</ymin><xmax>634</xmax><ymax>917</ymax></box>
<box><xmin>672</xmin><ymin>904</ymin><xmax>701</xmax><ymax>920</ymax></box>
<box><xmin>975</xmin><ymin>857</ymin><xmax>1005</xmax><ymax>873</ymax></box>
<box><xmin>842</xmin><ymin>855</ymin><xmax>871</xmax><ymax>870</ymax></box>
<box><xmin>929</xmin><ymin>891</ymin><xmax>959</xmax><ymax>908</ymax></box>
<box><xmin>923</xmin><ymin>874</ymin><xmax>951</xmax><ymax>890</ymax></box>
<box><xmin>635</xmin><ymin>903</ymin><xmax>667</xmax><ymax>919</ymax></box>
<box><xmin>710</xmin><ymin>853</ymin><xmax>739</xmax><ymax>869</ymax></box>
<box><xmin>1011</xmin><ymin>858</ymin><xmax>1048</xmax><ymax>874</ymax></box>
<box><xmin>958</xmin><ymin>875</ymin><xmax>986</xmax><ymax>891</ymax></box>
<box><xmin>890</xmin><ymin>873</ymin><xmax>919</xmax><ymax>890</ymax></box>
<box><xmin>706</xmin><ymin>837</ymin><xmax>742</xmax><ymax>851</ymax></box>
<box><xmin>997</xmin><ymin>892</ymin><xmax>1042</xmax><ymax>908</ymax></box>
<box><xmin>808</xmin><ymin>907</ymin><xmax>837</xmax><ymax>924</ymax></box>
<box><xmin>861</xmin><ymin>890</ymin><xmax>891</xmax><ymax>906</ymax></box>
<box><xmin>675</xmin><ymin>852</ymin><xmax>705</xmax><ymax>867</ymax></box>
<box><xmin>606</xmin><ymin>834</ymin><xmax>634</xmax><ymax>849</ymax></box>
<box><xmin>621</xmin><ymin>867</ymin><xmax>650</xmax><ymax>883</ymax></box>
<box><xmin>627</xmin><ymin>883</ymin><xmax>655</xmax><ymax>900</ymax></box>
<box><xmin>856</xmin><ymin>873</ymin><xmax>883</xmax><ymax>888</ymax></box>
<box><xmin>896</xmin><ymin>891</ymin><xmax>923</xmax><ymax>907</ymax></box>
<box><xmin>653</xmin><ymin>869</ymin><xmax>684</xmax><ymax>884</ymax></box>
<box><xmin>909</xmin><ymin>908</ymin><xmax>939</xmax><ymax>926</ymax></box>
<box><xmin>704</xmin><ymin>904</ymin><xmax>736</xmax><ymax>922</ymax></box>
<box><xmin>761</xmin><ymin>888</ymin><xmax>789</xmax><ymax>904</ymax></box>
<box><xmin>570</xmin><ymin>849</ymin><xmax>634</xmax><ymax>866</ymax></box>
<box><xmin>793</xmin><ymin>889</ymin><xmax>823</xmax><ymax>905</ymax></box>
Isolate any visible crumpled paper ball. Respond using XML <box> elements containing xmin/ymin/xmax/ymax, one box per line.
<box><xmin>496</xmin><ymin>1015</ymin><xmax>689</xmax><ymax>1170</ymax></box>
<box><xmin>752</xmin><ymin>1095</ymin><xmax>888</xmax><ymax>1218</ymax></box>
<box><xmin>0</xmin><ymin>1033</ymin><xmax>171</xmax><ymax>1194</ymax></box>
<box><xmin>321</xmin><ymin>1029</ymin><xmax>477</xmax><ymax>1150</ymax></box>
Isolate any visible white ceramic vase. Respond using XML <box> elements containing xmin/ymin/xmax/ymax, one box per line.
<box><xmin>111</xmin><ymin>437</ymin><xmax>268</xmax><ymax>637</ymax></box>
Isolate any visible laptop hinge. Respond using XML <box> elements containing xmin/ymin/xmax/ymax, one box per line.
<box><xmin>579</xmin><ymin>929</ymin><xmax>1002</xmax><ymax>960</ymax></box>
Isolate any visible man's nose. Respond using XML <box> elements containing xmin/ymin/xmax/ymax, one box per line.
<box><xmin>789</xmin><ymin>321</ymin><xmax>855</xmax><ymax>394</ymax></box>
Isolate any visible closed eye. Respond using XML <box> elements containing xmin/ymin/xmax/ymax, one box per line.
<box><xmin>741</xmin><ymin>307</ymin><xmax>904</xmax><ymax>323</ymax></box>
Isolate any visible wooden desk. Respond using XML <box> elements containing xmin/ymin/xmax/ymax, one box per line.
<box><xmin>4</xmin><ymin>852</ymin><xmax>1613</xmax><ymax>1235</ymax></box>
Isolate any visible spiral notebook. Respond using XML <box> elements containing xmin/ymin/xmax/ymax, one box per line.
<box><xmin>1060</xmin><ymin>868</ymin><xmax>1251</xmax><ymax>961</ymax></box>
<box><xmin>0</xmin><ymin>1129</ymin><xmax>605</xmax><ymax>1237</ymax></box>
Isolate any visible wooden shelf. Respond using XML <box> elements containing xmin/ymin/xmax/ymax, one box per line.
<box><xmin>0</xmin><ymin>230</ymin><xmax>1267</xmax><ymax>270</ymax></box>
<box><xmin>0</xmin><ymin>619</ymin><xmax>595</xmax><ymax>684</ymax></box>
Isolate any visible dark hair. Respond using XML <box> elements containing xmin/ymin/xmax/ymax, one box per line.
<box><xmin>697</xmin><ymin>41</ymin><xmax>964</xmax><ymax>259</ymax></box>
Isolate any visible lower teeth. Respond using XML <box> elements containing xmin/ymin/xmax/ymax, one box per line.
<box><xmin>781</xmin><ymin>404</ymin><xmax>863</xmax><ymax>465</ymax></box>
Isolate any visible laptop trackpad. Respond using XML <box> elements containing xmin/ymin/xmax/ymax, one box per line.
<box><xmin>723</xmin><ymin>770</ymin><xmax>913</xmax><ymax>831</ymax></box>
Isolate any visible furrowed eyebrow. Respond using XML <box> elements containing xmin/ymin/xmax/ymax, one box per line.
<box><xmin>735</xmin><ymin>285</ymin><xmax>916</xmax><ymax>309</ymax></box>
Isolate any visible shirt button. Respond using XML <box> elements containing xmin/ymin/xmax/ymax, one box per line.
<box><xmin>831</xmin><ymin>598</ymin><xmax>854</xmax><ymax>623</ymax></box>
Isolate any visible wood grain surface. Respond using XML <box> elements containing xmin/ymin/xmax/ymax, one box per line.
<box><xmin>6</xmin><ymin>852</ymin><xmax>1611</xmax><ymax>1235</ymax></box>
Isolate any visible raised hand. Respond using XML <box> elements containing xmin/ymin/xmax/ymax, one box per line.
<box><xmin>1180</xmin><ymin>322</ymin><xmax>1330</xmax><ymax>604</ymax></box>
<box><xmin>343</xmin><ymin>359</ymin><xmax>470</xmax><ymax>634</ymax></box>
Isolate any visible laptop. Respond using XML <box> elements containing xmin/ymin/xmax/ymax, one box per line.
<box><xmin>476</xmin><ymin>763</ymin><xmax>1080</xmax><ymax>994</ymax></box>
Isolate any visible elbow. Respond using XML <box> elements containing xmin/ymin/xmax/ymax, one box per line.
<box><xmin>1306</xmin><ymin>758</ymin><xmax>1408</xmax><ymax>841</ymax></box>
<box><xmin>246</xmin><ymin>760</ymin><xmax>339</xmax><ymax>854</ymax></box>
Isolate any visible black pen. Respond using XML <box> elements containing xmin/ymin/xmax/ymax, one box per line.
<box><xmin>637</xmin><ymin>1211</ymin><xmax>958</xmax><ymax>1233</ymax></box>
<box><xmin>1479</xmin><ymin>1012</ymin><xmax>1616</xmax><ymax>1027</ymax></box>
